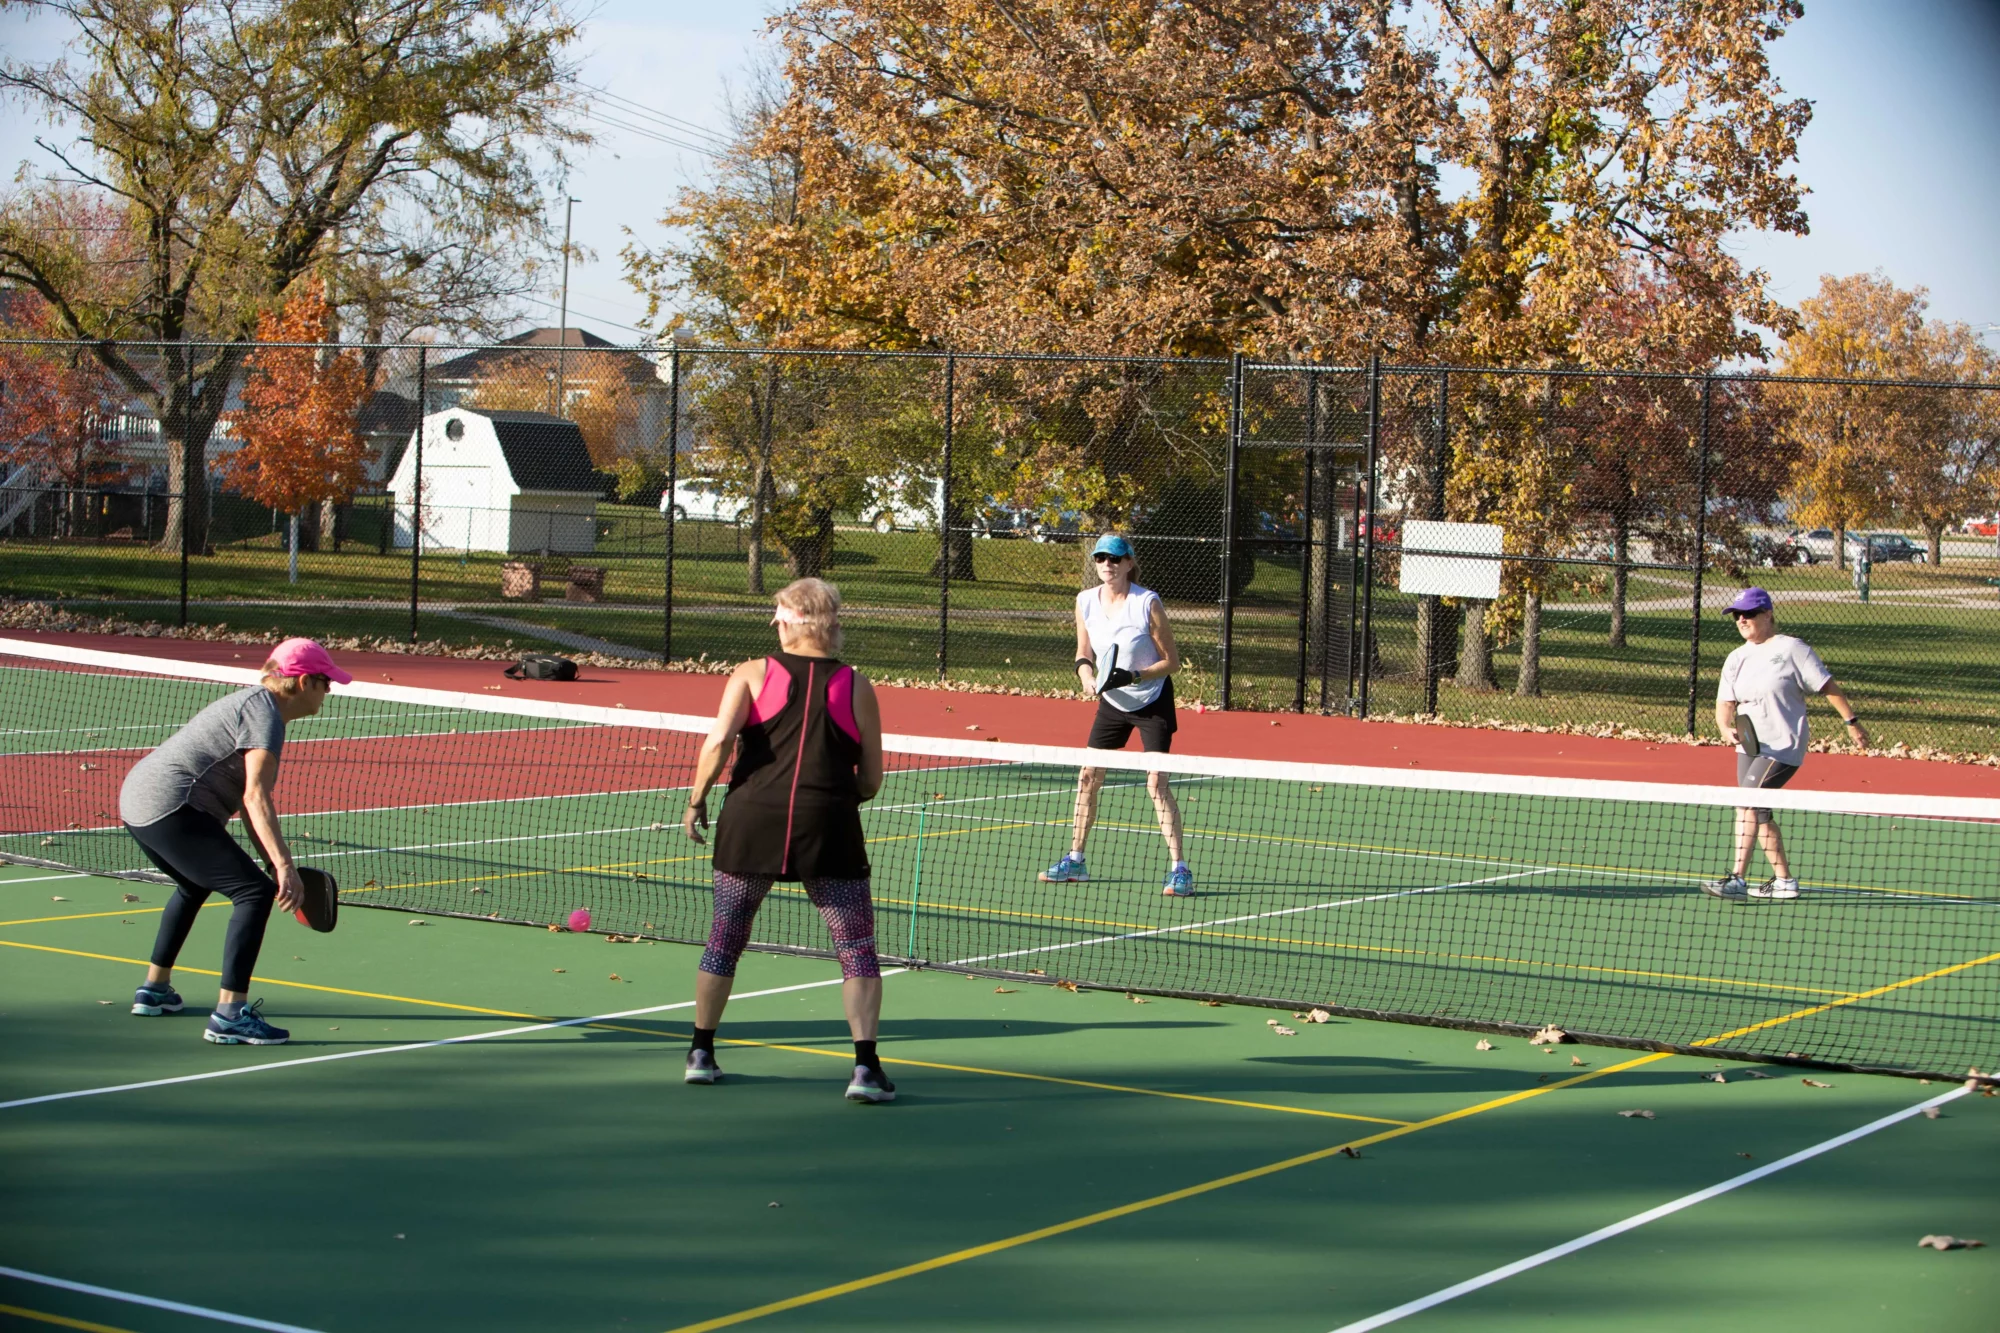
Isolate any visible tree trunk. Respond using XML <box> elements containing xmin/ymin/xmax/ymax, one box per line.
<box><xmin>297</xmin><ymin>501</ymin><xmax>324</xmax><ymax>553</ymax></box>
<box><xmin>321</xmin><ymin>497</ymin><xmax>341</xmax><ymax>552</ymax></box>
<box><xmin>1515</xmin><ymin>590</ymin><xmax>1542</xmax><ymax>697</ymax></box>
<box><xmin>1925</xmin><ymin>522</ymin><xmax>1944</xmax><ymax>566</ymax></box>
<box><xmin>783</xmin><ymin>507</ymin><xmax>835</xmax><ymax>579</ymax></box>
<box><xmin>746</xmin><ymin>462</ymin><xmax>769</xmax><ymax>595</ymax></box>
<box><xmin>159</xmin><ymin>434</ymin><xmax>212</xmax><ymax>555</ymax></box>
<box><xmin>1608</xmin><ymin>520</ymin><xmax>1629</xmax><ymax>648</ymax></box>
<box><xmin>1455</xmin><ymin>599</ymin><xmax>1497</xmax><ymax>692</ymax></box>
<box><xmin>1416</xmin><ymin>596</ymin><xmax>1459</xmax><ymax>698</ymax></box>
<box><xmin>929</xmin><ymin>492</ymin><xmax>977</xmax><ymax>581</ymax></box>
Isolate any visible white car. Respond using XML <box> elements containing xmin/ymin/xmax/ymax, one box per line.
<box><xmin>859</xmin><ymin>474</ymin><xmax>945</xmax><ymax>534</ymax></box>
<box><xmin>660</xmin><ymin>478</ymin><xmax>748</xmax><ymax>523</ymax></box>
<box><xmin>1794</xmin><ymin>528</ymin><xmax>1838</xmax><ymax>560</ymax></box>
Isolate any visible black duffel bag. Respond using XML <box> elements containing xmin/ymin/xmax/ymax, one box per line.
<box><xmin>504</xmin><ymin>653</ymin><xmax>579</xmax><ymax>682</ymax></box>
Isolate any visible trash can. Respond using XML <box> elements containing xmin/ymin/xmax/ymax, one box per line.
<box><xmin>1851</xmin><ymin>545</ymin><xmax>1871</xmax><ymax>603</ymax></box>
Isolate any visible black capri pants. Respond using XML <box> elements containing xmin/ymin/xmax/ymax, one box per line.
<box><xmin>126</xmin><ymin>807</ymin><xmax>278</xmax><ymax>993</ymax></box>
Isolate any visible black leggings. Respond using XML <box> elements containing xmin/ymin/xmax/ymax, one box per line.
<box><xmin>126</xmin><ymin>807</ymin><xmax>277</xmax><ymax>993</ymax></box>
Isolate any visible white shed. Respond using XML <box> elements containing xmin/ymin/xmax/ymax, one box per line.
<box><xmin>389</xmin><ymin>408</ymin><xmax>602</xmax><ymax>554</ymax></box>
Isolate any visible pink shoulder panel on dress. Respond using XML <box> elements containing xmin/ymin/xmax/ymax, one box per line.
<box><xmin>826</xmin><ymin>664</ymin><xmax>860</xmax><ymax>743</ymax></box>
<box><xmin>747</xmin><ymin>657</ymin><xmax>792</xmax><ymax>726</ymax></box>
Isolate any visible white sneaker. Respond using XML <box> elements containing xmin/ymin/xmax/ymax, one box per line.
<box><xmin>1700</xmin><ymin>875</ymin><xmax>1748</xmax><ymax>899</ymax></box>
<box><xmin>1748</xmin><ymin>877</ymin><xmax>1800</xmax><ymax>900</ymax></box>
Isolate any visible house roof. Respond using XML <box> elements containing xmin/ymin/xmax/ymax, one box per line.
<box><xmin>428</xmin><ymin>326</ymin><xmax>658</xmax><ymax>387</ymax></box>
<box><xmin>357</xmin><ymin>389</ymin><xmax>419</xmax><ymax>436</ymax></box>
<box><xmin>479</xmin><ymin>410</ymin><xmax>602</xmax><ymax>493</ymax></box>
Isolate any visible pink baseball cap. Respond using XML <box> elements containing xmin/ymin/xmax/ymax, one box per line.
<box><xmin>265</xmin><ymin>637</ymin><xmax>353</xmax><ymax>684</ymax></box>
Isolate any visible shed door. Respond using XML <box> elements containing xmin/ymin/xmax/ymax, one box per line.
<box><xmin>421</xmin><ymin>466</ymin><xmax>494</xmax><ymax>551</ymax></box>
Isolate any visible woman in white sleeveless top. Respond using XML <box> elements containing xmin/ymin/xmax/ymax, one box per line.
<box><xmin>1039</xmin><ymin>533</ymin><xmax>1192</xmax><ymax>895</ymax></box>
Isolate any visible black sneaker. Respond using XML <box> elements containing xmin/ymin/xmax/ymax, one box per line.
<box><xmin>132</xmin><ymin>983</ymin><xmax>183</xmax><ymax>1016</ymax></box>
<box><xmin>684</xmin><ymin>1048</ymin><xmax>721</xmax><ymax>1084</ymax></box>
<box><xmin>845</xmin><ymin>1064</ymin><xmax>896</xmax><ymax>1103</ymax></box>
<box><xmin>203</xmin><ymin>999</ymin><xmax>288</xmax><ymax>1045</ymax></box>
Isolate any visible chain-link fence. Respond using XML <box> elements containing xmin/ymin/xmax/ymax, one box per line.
<box><xmin>3</xmin><ymin>338</ymin><xmax>1995</xmax><ymax>752</ymax></box>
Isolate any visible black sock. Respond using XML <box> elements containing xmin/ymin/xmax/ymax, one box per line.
<box><xmin>692</xmin><ymin>1027</ymin><xmax>716</xmax><ymax>1054</ymax></box>
<box><xmin>854</xmin><ymin>1039</ymin><xmax>880</xmax><ymax>1070</ymax></box>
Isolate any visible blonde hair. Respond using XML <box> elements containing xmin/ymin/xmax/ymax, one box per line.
<box><xmin>260</xmin><ymin>663</ymin><xmax>329</xmax><ymax>696</ymax></box>
<box><xmin>773</xmin><ymin>577</ymin><xmax>843</xmax><ymax>652</ymax></box>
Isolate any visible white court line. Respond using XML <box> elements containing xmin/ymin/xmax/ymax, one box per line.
<box><xmin>0</xmin><ymin>1264</ymin><xmax>326</xmax><ymax>1333</ymax></box>
<box><xmin>951</xmin><ymin>867</ymin><xmax>1555</xmax><ymax>969</ymax></box>
<box><xmin>0</xmin><ymin>872</ymin><xmax>88</xmax><ymax>884</ymax></box>
<box><xmin>0</xmin><ymin>973</ymin><xmax>897</xmax><ymax>1113</ymax></box>
<box><xmin>1327</xmin><ymin>1084</ymin><xmax>1973</xmax><ymax>1333</ymax></box>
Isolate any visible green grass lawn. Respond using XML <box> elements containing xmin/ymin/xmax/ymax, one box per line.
<box><xmin>6</xmin><ymin>529</ymin><xmax>1996</xmax><ymax>753</ymax></box>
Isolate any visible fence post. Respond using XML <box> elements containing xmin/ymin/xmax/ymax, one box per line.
<box><xmin>1358</xmin><ymin>353</ymin><xmax>1381</xmax><ymax>719</ymax></box>
<box><xmin>1218</xmin><ymin>352</ymin><xmax>1244</xmax><ymax>711</ymax></box>
<box><xmin>937</xmin><ymin>352</ymin><xmax>955</xmax><ymax>680</ymax></box>
<box><xmin>177</xmin><ymin>478</ymin><xmax>189</xmax><ymax>627</ymax></box>
<box><xmin>1685</xmin><ymin>373</ymin><xmax>1714</xmax><ymax>735</ymax></box>
<box><xmin>1294</xmin><ymin>367</ymin><xmax>1315</xmax><ymax>714</ymax></box>
<box><xmin>663</xmin><ymin>345</ymin><xmax>680</xmax><ymax>664</ymax></box>
<box><xmin>1424</xmin><ymin>367</ymin><xmax>1448</xmax><ymax>716</ymax></box>
<box><xmin>410</xmin><ymin>346</ymin><xmax>426</xmax><ymax>642</ymax></box>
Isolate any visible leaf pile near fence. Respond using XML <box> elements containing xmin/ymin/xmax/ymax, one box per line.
<box><xmin>2</xmin><ymin>339</ymin><xmax>1995</xmax><ymax>754</ymax></box>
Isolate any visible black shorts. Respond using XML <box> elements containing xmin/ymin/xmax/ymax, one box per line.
<box><xmin>1087</xmin><ymin>677</ymin><xmax>1176</xmax><ymax>753</ymax></box>
<box><xmin>1737</xmin><ymin>751</ymin><xmax>1798</xmax><ymax>825</ymax></box>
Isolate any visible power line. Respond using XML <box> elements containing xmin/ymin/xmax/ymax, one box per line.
<box><xmin>567</xmin><ymin>80</ymin><xmax>731</xmax><ymax>148</ymax></box>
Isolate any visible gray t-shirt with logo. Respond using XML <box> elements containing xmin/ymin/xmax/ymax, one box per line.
<box><xmin>1717</xmin><ymin>633</ymin><xmax>1832</xmax><ymax>767</ymax></box>
<box><xmin>119</xmin><ymin>686</ymin><xmax>287</xmax><ymax>827</ymax></box>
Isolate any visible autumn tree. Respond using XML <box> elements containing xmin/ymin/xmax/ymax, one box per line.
<box><xmin>464</xmin><ymin>351</ymin><xmax>643</xmax><ymax>470</ymax></box>
<box><xmin>218</xmin><ymin>280</ymin><xmax>368</xmax><ymax>580</ymax></box>
<box><xmin>0</xmin><ymin>0</ymin><xmax>584</xmax><ymax>553</ymax></box>
<box><xmin>0</xmin><ymin>302</ymin><xmax>131</xmax><ymax>532</ymax></box>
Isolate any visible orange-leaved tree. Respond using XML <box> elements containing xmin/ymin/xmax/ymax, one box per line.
<box><xmin>0</xmin><ymin>304</ymin><xmax>132</xmax><ymax>532</ymax></box>
<box><xmin>219</xmin><ymin>280</ymin><xmax>368</xmax><ymax>574</ymax></box>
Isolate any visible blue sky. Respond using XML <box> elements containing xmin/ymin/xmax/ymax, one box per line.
<box><xmin>3</xmin><ymin>0</ymin><xmax>1995</xmax><ymax>348</ymax></box>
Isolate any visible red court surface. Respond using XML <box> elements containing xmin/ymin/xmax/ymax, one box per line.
<box><xmin>10</xmin><ymin>629</ymin><xmax>1998</xmax><ymax>799</ymax></box>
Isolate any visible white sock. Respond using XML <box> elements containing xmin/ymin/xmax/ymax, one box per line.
<box><xmin>1172</xmin><ymin>860</ymin><xmax>1188</xmax><ymax>873</ymax></box>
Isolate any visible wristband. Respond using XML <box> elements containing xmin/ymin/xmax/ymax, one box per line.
<box><xmin>1842</xmin><ymin>716</ymin><xmax>1860</xmax><ymax>726</ymax></box>
<box><xmin>1074</xmin><ymin>658</ymin><xmax>1094</xmax><ymax>670</ymax></box>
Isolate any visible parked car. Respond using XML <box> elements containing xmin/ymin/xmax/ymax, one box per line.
<box><xmin>859</xmin><ymin>474</ymin><xmax>944</xmax><ymax>534</ymax></box>
<box><xmin>1961</xmin><ymin>514</ymin><xmax>2000</xmax><ymax>537</ymax></box>
<box><xmin>1752</xmin><ymin>532</ymin><xmax>1815</xmax><ymax>566</ymax></box>
<box><xmin>1794</xmin><ymin>527</ymin><xmax>1838</xmax><ymax>560</ymax></box>
<box><xmin>660</xmin><ymin>478</ymin><xmax>748</xmax><ymax>524</ymax></box>
<box><xmin>1846</xmin><ymin>532</ymin><xmax>1927</xmax><ymax>563</ymax></box>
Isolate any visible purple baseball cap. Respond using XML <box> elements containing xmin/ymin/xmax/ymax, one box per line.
<box><xmin>1726</xmin><ymin>586</ymin><xmax>1773</xmax><ymax>616</ymax></box>
<box><xmin>265</xmin><ymin>637</ymin><xmax>353</xmax><ymax>684</ymax></box>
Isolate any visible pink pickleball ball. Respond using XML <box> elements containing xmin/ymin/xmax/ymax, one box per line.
<box><xmin>567</xmin><ymin>907</ymin><xmax>592</xmax><ymax>933</ymax></box>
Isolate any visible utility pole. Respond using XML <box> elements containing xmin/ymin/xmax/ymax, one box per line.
<box><xmin>555</xmin><ymin>196</ymin><xmax>579</xmax><ymax>416</ymax></box>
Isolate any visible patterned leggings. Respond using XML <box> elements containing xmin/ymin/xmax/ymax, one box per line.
<box><xmin>699</xmin><ymin>872</ymin><xmax>881</xmax><ymax>979</ymax></box>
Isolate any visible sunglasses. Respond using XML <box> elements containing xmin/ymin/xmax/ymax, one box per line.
<box><xmin>1730</xmin><ymin>609</ymin><xmax>1767</xmax><ymax>620</ymax></box>
<box><xmin>1092</xmin><ymin>552</ymin><xmax>1128</xmax><ymax>563</ymax></box>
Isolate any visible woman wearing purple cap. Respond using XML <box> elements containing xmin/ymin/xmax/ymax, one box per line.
<box><xmin>119</xmin><ymin>638</ymin><xmax>352</xmax><ymax>1044</ymax></box>
<box><xmin>1702</xmin><ymin>588</ymin><xmax>1867</xmax><ymax>901</ymax></box>
<box><xmin>1040</xmin><ymin>533</ymin><xmax>1192</xmax><ymax>896</ymax></box>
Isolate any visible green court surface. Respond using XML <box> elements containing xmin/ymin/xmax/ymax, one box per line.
<box><xmin>2</xmin><ymin>862</ymin><xmax>1996</xmax><ymax>1333</ymax></box>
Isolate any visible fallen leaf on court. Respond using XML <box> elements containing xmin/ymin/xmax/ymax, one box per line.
<box><xmin>292</xmin><ymin>955</ymin><xmax>302</xmax><ymax>961</ymax></box>
<box><xmin>51</xmin><ymin>895</ymin><xmax>68</xmax><ymax>901</ymax></box>
<box><xmin>1618</xmin><ymin>1109</ymin><xmax>1656</xmax><ymax>1119</ymax></box>
<box><xmin>649</xmin><ymin>822</ymin><xmax>666</xmax><ymax>830</ymax></box>
<box><xmin>1702</xmin><ymin>1072</ymin><xmax>1727</xmax><ymax>1083</ymax></box>
<box><xmin>553</xmin><ymin>969</ymin><xmax>566</xmax><ymax>974</ymax></box>
<box><xmin>1269</xmin><ymin>720</ymin><xmax>1281</xmax><ymax>727</ymax></box>
<box><xmin>1026</xmin><ymin>968</ymin><xmax>1047</xmax><ymax>976</ymax></box>
<box><xmin>993</xmin><ymin>987</ymin><xmax>1015</xmax><ymax>993</ymax></box>
<box><xmin>1268</xmin><ymin>1019</ymin><xmax>1283</xmax><ymax>1027</ymax></box>
<box><xmin>394</xmin><ymin>1233</ymin><xmax>406</xmax><ymax>1240</ymax></box>
<box><xmin>408</xmin><ymin>919</ymin><xmax>427</xmax><ymax>926</ymax></box>
<box><xmin>1802</xmin><ymin>1078</ymin><xmax>1832</xmax><ymax>1088</ymax></box>
<box><xmin>965</xmin><ymin>724</ymin><xmax>981</xmax><ymax>731</ymax></box>
<box><xmin>79</xmin><ymin>762</ymin><xmax>98</xmax><ymax>771</ymax></box>
<box><xmin>641</xmin><ymin>746</ymin><xmax>658</xmax><ymax>753</ymax></box>
<box><xmin>1530</xmin><ymin>1025</ymin><xmax>1567</xmax><ymax>1045</ymax></box>
<box><xmin>1918</xmin><ymin>1235</ymin><xmax>1985</xmax><ymax>1251</ymax></box>
<box><xmin>364</xmin><ymin>879</ymin><xmax>379</xmax><ymax>889</ymax></box>
<box><xmin>40</xmin><ymin>837</ymin><xmax>55</xmax><ymax>845</ymax></box>
<box><xmin>1339</xmin><ymin>1146</ymin><xmax>1362</xmax><ymax>1158</ymax></box>
<box><xmin>608</xmin><ymin>974</ymin><xmax>624</xmax><ymax>982</ymax></box>
<box><xmin>1920</xmin><ymin>1079</ymin><xmax>1932</xmax><ymax>1086</ymax></box>
<box><xmin>768</xmin><ymin>1201</ymin><xmax>782</xmax><ymax>1208</ymax></box>
<box><xmin>329</xmin><ymin>1026</ymin><xmax>339</xmax><ymax>1031</ymax></box>
<box><xmin>607</xmin><ymin>934</ymin><xmax>640</xmax><ymax>943</ymax></box>
<box><xmin>1736</xmin><ymin>1151</ymin><xmax>1754</xmax><ymax>1159</ymax></box>
<box><xmin>1199</xmin><ymin>999</ymin><xmax>1222</xmax><ymax>1007</ymax></box>
<box><xmin>1308</xmin><ymin>1009</ymin><xmax>1331</xmax><ymax>1023</ymax></box>
<box><xmin>97</xmin><ymin>999</ymin><xmax>112</xmax><ymax>1005</ymax></box>
<box><xmin>1054</xmin><ymin>980</ymin><xmax>1079</xmax><ymax>992</ymax></box>
<box><xmin>630</xmin><ymin>872</ymin><xmax>648</xmax><ymax>881</ymax></box>
<box><xmin>121</xmin><ymin>893</ymin><xmax>140</xmax><ymax>902</ymax></box>
<box><xmin>1273</xmin><ymin>1025</ymin><xmax>1297</xmax><ymax>1036</ymax></box>
<box><xmin>1127</xmin><ymin>993</ymin><xmax>1149</xmax><ymax>1004</ymax></box>
<box><xmin>1923</xmin><ymin>1106</ymin><xmax>1942</xmax><ymax>1120</ymax></box>
<box><xmin>1964</xmin><ymin>1068</ymin><xmax>1985</xmax><ymax>1090</ymax></box>
<box><xmin>1744</xmin><ymin>1070</ymin><xmax>1773</xmax><ymax>1079</ymax></box>
<box><xmin>1475</xmin><ymin>1039</ymin><xmax>1495</xmax><ymax>1051</ymax></box>
<box><xmin>468</xmin><ymin>887</ymin><xmax>488</xmax><ymax>894</ymax></box>
<box><xmin>547</xmin><ymin>924</ymin><xmax>562</xmax><ymax>933</ymax></box>
<box><xmin>1571</xmin><ymin>1055</ymin><xmax>1586</xmax><ymax>1066</ymax></box>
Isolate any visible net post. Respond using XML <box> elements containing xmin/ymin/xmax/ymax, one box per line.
<box><xmin>1358</xmin><ymin>352</ymin><xmax>1381</xmax><ymax>719</ymax></box>
<box><xmin>664</xmin><ymin>345</ymin><xmax>680</xmax><ymax>665</ymax></box>
<box><xmin>937</xmin><ymin>351</ymin><xmax>954</xmax><ymax>682</ymax></box>
<box><xmin>1219</xmin><ymin>351</ymin><xmax>1243</xmax><ymax>710</ymax></box>
<box><xmin>409</xmin><ymin>346</ymin><xmax>426</xmax><ymax>642</ymax></box>
<box><xmin>906</xmin><ymin>799</ymin><xmax>929</xmax><ymax>960</ymax></box>
<box><xmin>1686</xmin><ymin>373</ymin><xmax>1713</xmax><ymax>735</ymax></box>
<box><xmin>1424</xmin><ymin>367</ymin><xmax>1448</xmax><ymax>717</ymax></box>
<box><xmin>1294</xmin><ymin>366</ymin><xmax>1315</xmax><ymax>714</ymax></box>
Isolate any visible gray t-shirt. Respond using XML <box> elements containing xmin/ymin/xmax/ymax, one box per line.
<box><xmin>119</xmin><ymin>686</ymin><xmax>287</xmax><ymax>827</ymax></box>
<box><xmin>1717</xmin><ymin>633</ymin><xmax>1831</xmax><ymax>767</ymax></box>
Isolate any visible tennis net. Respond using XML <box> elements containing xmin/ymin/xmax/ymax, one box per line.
<box><xmin>5</xmin><ymin>635</ymin><xmax>1997</xmax><ymax>1082</ymax></box>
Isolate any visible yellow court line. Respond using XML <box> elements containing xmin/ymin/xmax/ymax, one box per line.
<box><xmin>661</xmin><ymin>1051</ymin><xmax>1675</xmax><ymax>1333</ymax></box>
<box><xmin>1690</xmin><ymin>948</ymin><xmax>2000</xmax><ymax>1049</ymax></box>
<box><xmin>583</xmin><ymin>1022</ymin><xmax>1410</xmax><ymax>1128</ymax></box>
<box><xmin>0</xmin><ymin>1303</ymin><xmax>138</xmax><ymax>1333</ymax></box>
<box><xmin>1</xmin><ymin>940</ymin><xmax>1408</xmax><ymax>1127</ymax></box>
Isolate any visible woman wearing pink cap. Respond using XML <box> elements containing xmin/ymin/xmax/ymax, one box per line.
<box><xmin>118</xmin><ymin>638</ymin><xmax>352</xmax><ymax>1045</ymax></box>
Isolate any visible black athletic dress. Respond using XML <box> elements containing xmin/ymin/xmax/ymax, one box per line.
<box><xmin>710</xmin><ymin>650</ymin><xmax>870</xmax><ymax>881</ymax></box>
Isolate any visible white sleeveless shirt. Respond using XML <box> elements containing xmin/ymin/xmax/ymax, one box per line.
<box><xmin>1077</xmin><ymin>583</ymin><xmax>1166</xmax><ymax>712</ymax></box>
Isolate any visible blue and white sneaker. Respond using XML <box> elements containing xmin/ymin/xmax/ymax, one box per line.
<box><xmin>131</xmin><ymin>983</ymin><xmax>183</xmax><ymax>1016</ymax></box>
<box><xmin>1162</xmin><ymin>866</ymin><xmax>1194</xmax><ymax>897</ymax></box>
<box><xmin>203</xmin><ymin>999</ymin><xmax>289</xmax><ymax>1046</ymax></box>
<box><xmin>1039</xmin><ymin>853</ymin><xmax>1088</xmax><ymax>883</ymax></box>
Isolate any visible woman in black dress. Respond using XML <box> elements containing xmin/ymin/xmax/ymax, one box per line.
<box><xmin>680</xmin><ymin>577</ymin><xmax>891</xmax><ymax>1101</ymax></box>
